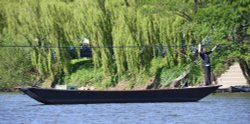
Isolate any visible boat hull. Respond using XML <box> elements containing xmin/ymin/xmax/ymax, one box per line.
<box><xmin>229</xmin><ymin>86</ymin><xmax>250</xmax><ymax>92</ymax></box>
<box><xmin>19</xmin><ymin>85</ymin><xmax>221</xmax><ymax>104</ymax></box>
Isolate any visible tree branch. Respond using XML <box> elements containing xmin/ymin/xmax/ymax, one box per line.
<box><xmin>175</xmin><ymin>10</ymin><xmax>193</xmax><ymax>21</ymax></box>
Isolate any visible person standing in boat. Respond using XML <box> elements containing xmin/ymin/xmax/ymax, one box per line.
<box><xmin>198</xmin><ymin>43</ymin><xmax>219</xmax><ymax>86</ymax></box>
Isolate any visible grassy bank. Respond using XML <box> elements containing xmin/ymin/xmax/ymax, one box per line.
<box><xmin>62</xmin><ymin>58</ymin><xmax>203</xmax><ymax>90</ymax></box>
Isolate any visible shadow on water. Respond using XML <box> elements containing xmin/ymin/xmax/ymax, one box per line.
<box><xmin>27</xmin><ymin>104</ymin><xmax>47</xmax><ymax>106</ymax></box>
<box><xmin>27</xmin><ymin>104</ymin><xmax>90</xmax><ymax>106</ymax></box>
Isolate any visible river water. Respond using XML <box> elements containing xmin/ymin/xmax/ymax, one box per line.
<box><xmin>0</xmin><ymin>93</ymin><xmax>250</xmax><ymax>124</ymax></box>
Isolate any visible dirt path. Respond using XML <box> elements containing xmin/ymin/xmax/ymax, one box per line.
<box><xmin>217</xmin><ymin>62</ymin><xmax>248</xmax><ymax>89</ymax></box>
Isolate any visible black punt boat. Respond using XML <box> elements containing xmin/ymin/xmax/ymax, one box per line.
<box><xmin>19</xmin><ymin>85</ymin><xmax>221</xmax><ymax>104</ymax></box>
<box><xmin>229</xmin><ymin>86</ymin><xmax>250</xmax><ymax>92</ymax></box>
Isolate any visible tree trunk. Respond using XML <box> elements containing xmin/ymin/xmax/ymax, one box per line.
<box><xmin>239</xmin><ymin>59</ymin><xmax>250</xmax><ymax>84</ymax></box>
<box><xmin>194</xmin><ymin>0</ymin><xmax>198</xmax><ymax>14</ymax></box>
<box><xmin>146</xmin><ymin>67</ymin><xmax>164</xmax><ymax>89</ymax></box>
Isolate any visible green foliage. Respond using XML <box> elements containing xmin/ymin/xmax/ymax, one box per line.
<box><xmin>64</xmin><ymin>59</ymin><xmax>103</xmax><ymax>87</ymax></box>
<box><xmin>0</xmin><ymin>0</ymin><xmax>249</xmax><ymax>89</ymax></box>
<box><xmin>159</xmin><ymin>64</ymin><xmax>186</xmax><ymax>86</ymax></box>
<box><xmin>149</xmin><ymin>58</ymin><xmax>167</xmax><ymax>76</ymax></box>
<box><xmin>0</xmin><ymin>48</ymin><xmax>34</xmax><ymax>89</ymax></box>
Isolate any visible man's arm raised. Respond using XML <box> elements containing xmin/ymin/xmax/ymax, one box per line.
<box><xmin>211</xmin><ymin>44</ymin><xmax>219</xmax><ymax>52</ymax></box>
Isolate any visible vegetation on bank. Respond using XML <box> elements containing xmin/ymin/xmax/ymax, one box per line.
<box><xmin>0</xmin><ymin>0</ymin><xmax>249</xmax><ymax>91</ymax></box>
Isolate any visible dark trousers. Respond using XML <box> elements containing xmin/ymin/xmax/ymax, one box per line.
<box><xmin>204</xmin><ymin>66</ymin><xmax>212</xmax><ymax>85</ymax></box>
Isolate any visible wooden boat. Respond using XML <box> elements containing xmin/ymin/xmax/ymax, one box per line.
<box><xmin>19</xmin><ymin>85</ymin><xmax>221</xmax><ymax>104</ymax></box>
<box><xmin>229</xmin><ymin>86</ymin><xmax>250</xmax><ymax>92</ymax></box>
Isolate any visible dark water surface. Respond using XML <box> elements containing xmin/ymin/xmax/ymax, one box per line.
<box><xmin>0</xmin><ymin>93</ymin><xmax>250</xmax><ymax>124</ymax></box>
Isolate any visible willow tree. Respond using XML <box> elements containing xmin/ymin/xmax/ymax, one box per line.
<box><xmin>0</xmin><ymin>0</ymin><xmax>87</xmax><ymax>87</ymax></box>
<box><xmin>4</xmin><ymin>0</ymin><xmax>246</xmax><ymax>88</ymax></box>
<box><xmin>79</xmin><ymin>0</ymin><xmax>199</xmax><ymax>86</ymax></box>
<box><xmin>0</xmin><ymin>0</ymin><xmax>35</xmax><ymax>89</ymax></box>
<box><xmin>193</xmin><ymin>0</ymin><xmax>250</xmax><ymax>82</ymax></box>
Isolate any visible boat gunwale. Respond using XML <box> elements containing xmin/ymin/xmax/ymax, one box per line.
<box><xmin>24</xmin><ymin>85</ymin><xmax>222</xmax><ymax>92</ymax></box>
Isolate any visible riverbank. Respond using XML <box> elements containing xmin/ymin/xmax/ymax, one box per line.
<box><xmin>0</xmin><ymin>88</ymin><xmax>20</xmax><ymax>92</ymax></box>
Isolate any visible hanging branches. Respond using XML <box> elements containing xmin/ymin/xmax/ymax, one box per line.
<box><xmin>0</xmin><ymin>0</ymin><xmax>201</xmax><ymax>87</ymax></box>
